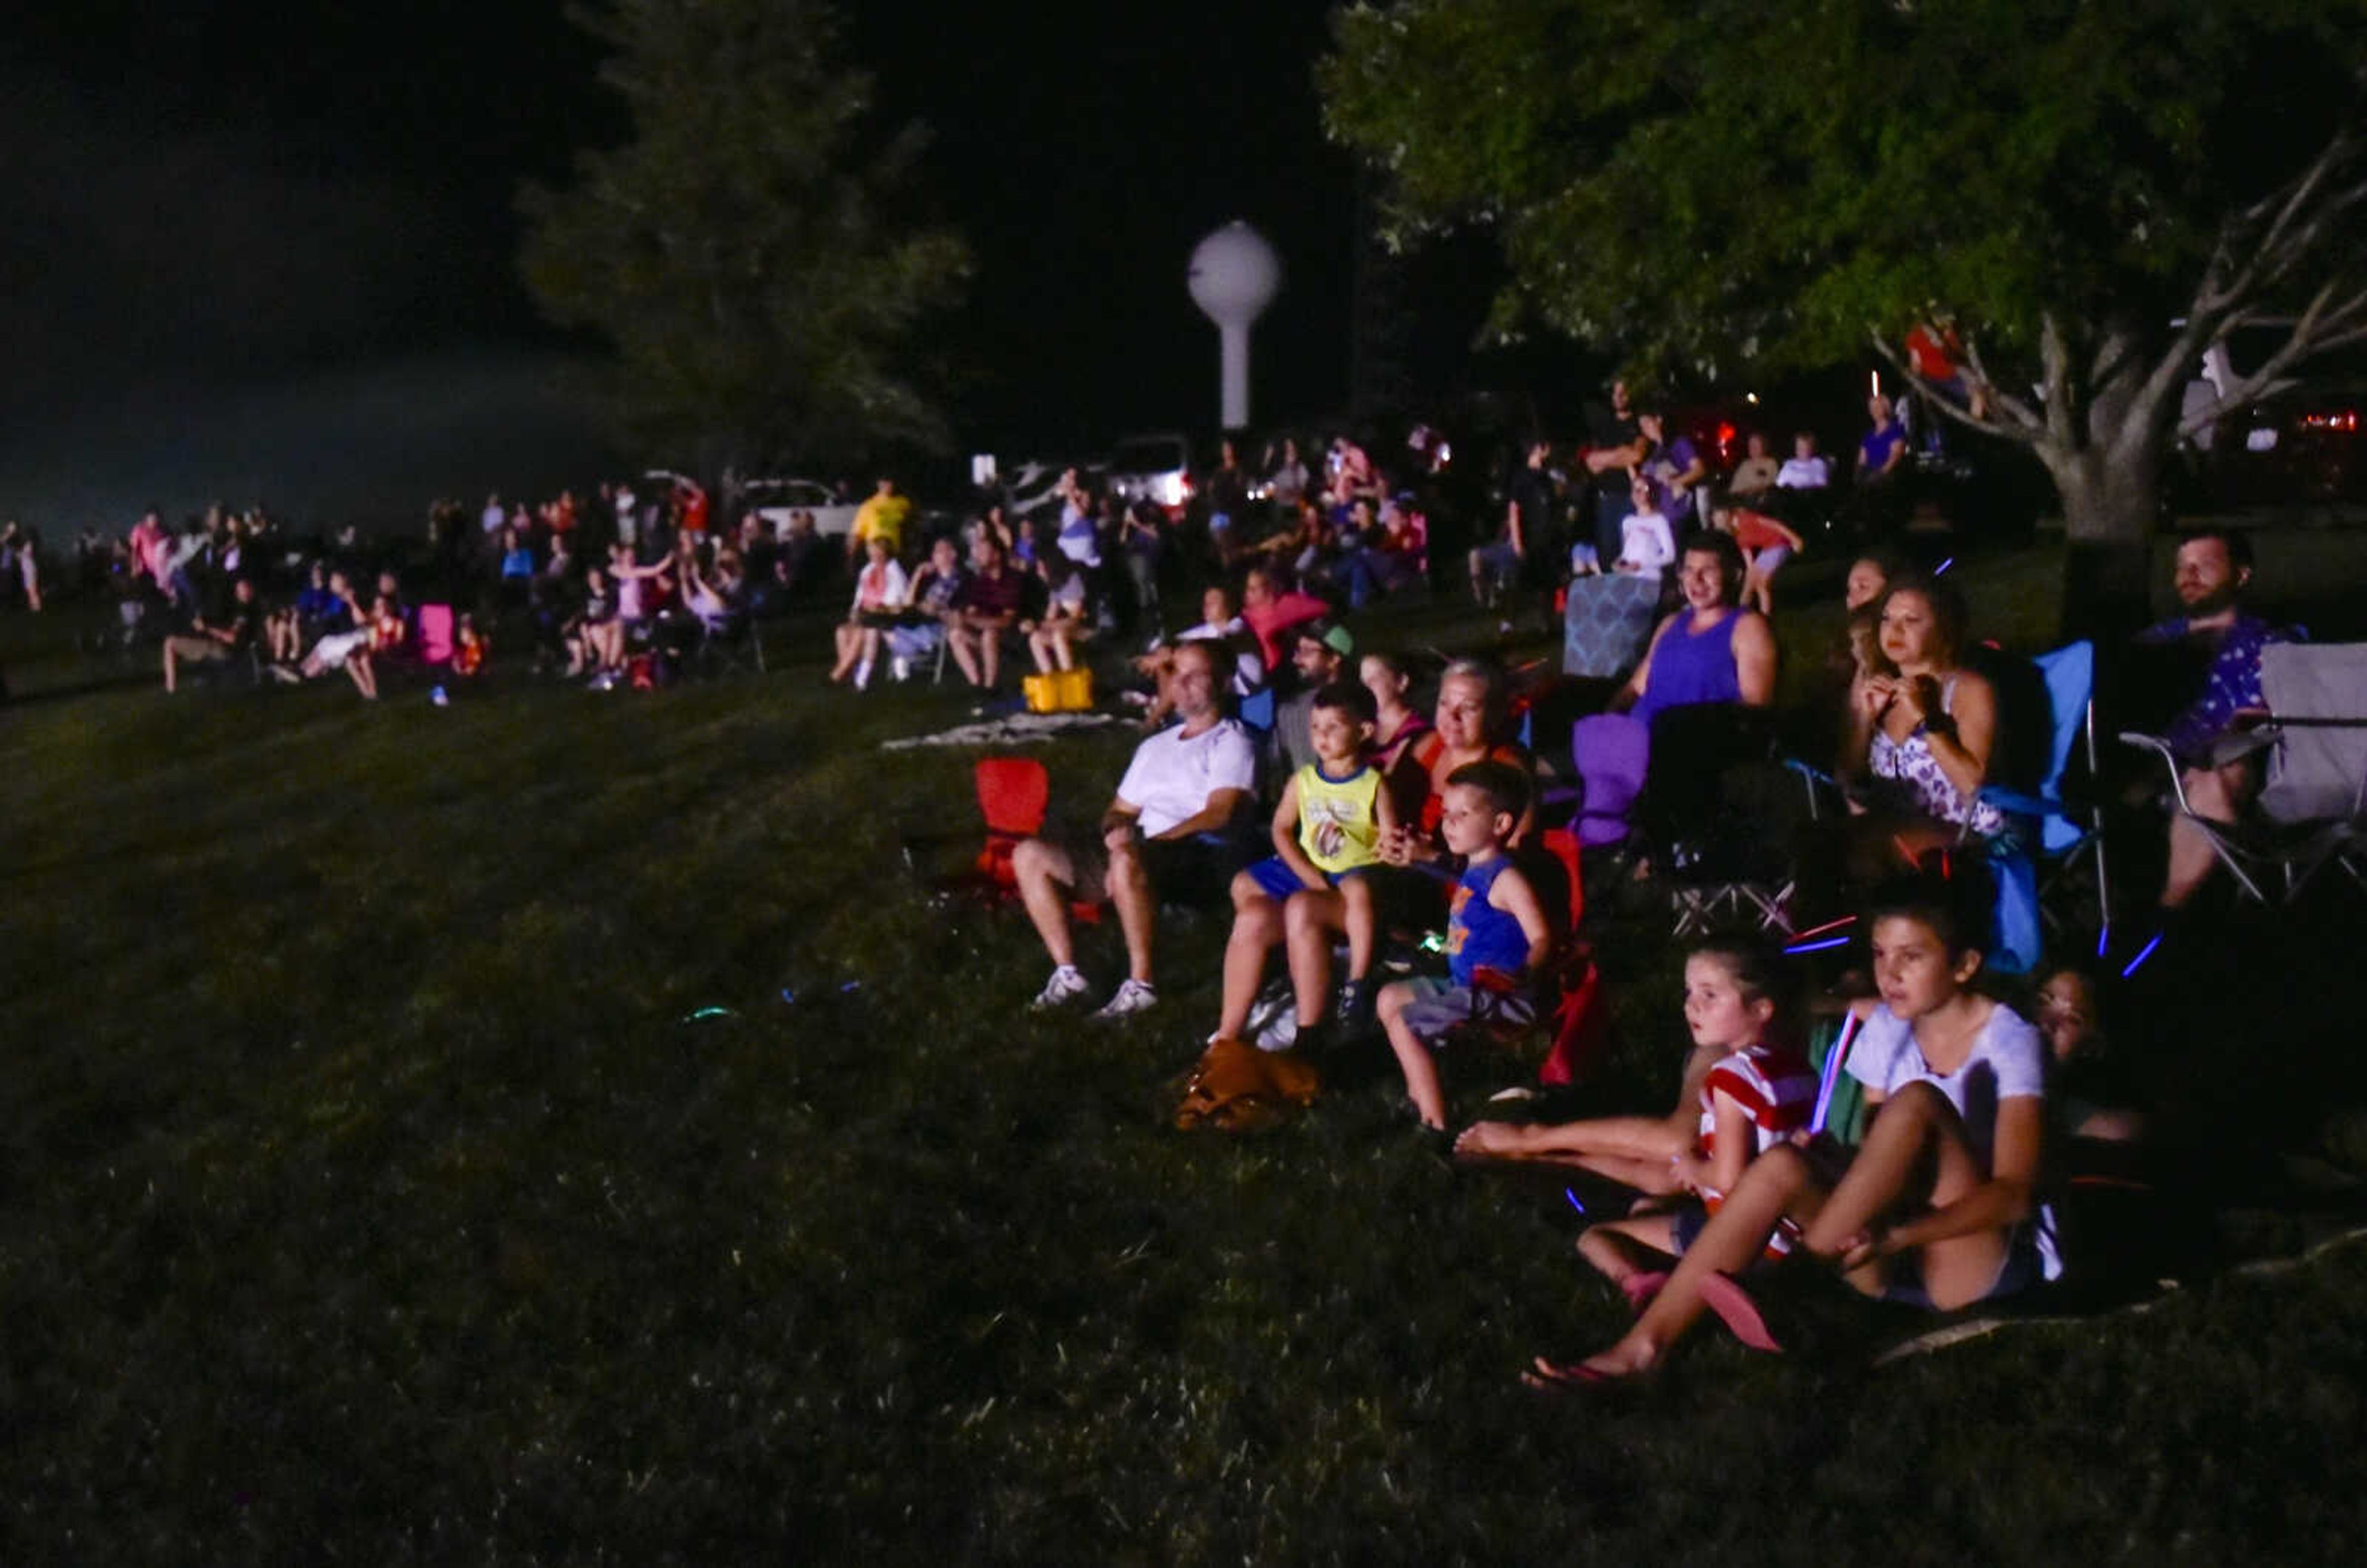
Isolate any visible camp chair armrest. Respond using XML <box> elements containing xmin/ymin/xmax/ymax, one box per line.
<box><xmin>1976</xmin><ymin>785</ymin><xmax>2059</xmax><ymax>821</ymax></box>
<box><xmin>2117</xmin><ymin>731</ymin><xmax>2201</xmax><ymax>814</ymax></box>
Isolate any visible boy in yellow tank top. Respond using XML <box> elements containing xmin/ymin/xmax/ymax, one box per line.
<box><xmin>1209</xmin><ymin>681</ymin><xmax>1399</xmax><ymax>1050</ymax></box>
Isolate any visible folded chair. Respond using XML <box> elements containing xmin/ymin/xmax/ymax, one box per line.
<box><xmin>2122</xmin><ymin>642</ymin><xmax>2367</xmax><ymax>905</ymax></box>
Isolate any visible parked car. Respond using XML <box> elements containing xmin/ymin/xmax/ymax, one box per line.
<box><xmin>1107</xmin><ymin>433</ymin><xmax>1195</xmax><ymax>518</ymax></box>
<box><xmin>740</xmin><ymin>477</ymin><xmax>862</xmax><ymax>539</ymax></box>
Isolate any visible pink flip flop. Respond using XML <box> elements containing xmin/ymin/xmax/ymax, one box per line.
<box><xmin>1695</xmin><ymin>1270</ymin><xmax>1783</xmax><ymax>1354</ymax></box>
<box><xmin>1521</xmin><ymin>1357</ymin><xmax>1622</xmax><ymax>1392</ymax></box>
<box><xmin>1619</xmin><ymin>1270</ymin><xmax>1671</xmax><ymax>1314</ymax></box>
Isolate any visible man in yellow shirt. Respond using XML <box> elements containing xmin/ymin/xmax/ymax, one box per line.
<box><xmin>846</xmin><ymin>477</ymin><xmax>912</xmax><ymax>561</ymax></box>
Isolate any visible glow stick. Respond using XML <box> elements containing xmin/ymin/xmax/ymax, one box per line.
<box><xmin>2120</xmin><ymin>932</ymin><xmax>2164</xmax><ymax>979</ymax></box>
<box><xmin>1788</xmin><ymin>913</ymin><xmax>1858</xmax><ymax>942</ymax></box>
<box><xmin>1810</xmin><ymin>1011</ymin><xmax>1863</xmax><ymax>1135</ymax></box>
<box><xmin>1564</xmin><ymin>1188</ymin><xmax>1587</xmax><ymax>1215</ymax></box>
<box><xmin>1936</xmin><ymin>557</ymin><xmax>1956</xmax><ymax>575</ymax></box>
<box><xmin>1786</xmin><ymin>936</ymin><xmax>1853</xmax><ymax>954</ymax></box>
<box><xmin>2094</xmin><ymin>923</ymin><xmax>2110</xmax><ymax>960</ymax></box>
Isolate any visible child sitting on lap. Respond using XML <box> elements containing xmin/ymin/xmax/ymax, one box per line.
<box><xmin>1375</xmin><ymin>760</ymin><xmax>1553</xmax><ymax>1129</ymax></box>
<box><xmin>1210</xmin><ymin>681</ymin><xmax>1398</xmax><ymax>1049</ymax></box>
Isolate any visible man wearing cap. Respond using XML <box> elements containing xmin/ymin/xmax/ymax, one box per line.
<box><xmin>1276</xmin><ymin>619</ymin><xmax>1355</xmax><ymax>775</ymax></box>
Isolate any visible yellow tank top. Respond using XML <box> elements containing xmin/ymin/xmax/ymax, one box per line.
<box><xmin>1295</xmin><ymin>762</ymin><xmax>1383</xmax><ymax>874</ymax></box>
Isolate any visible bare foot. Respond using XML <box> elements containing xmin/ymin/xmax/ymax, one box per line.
<box><xmin>1453</xmin><ymin>1121</ymin><xmax>1531</xmax><ymax>1160</ymax></box>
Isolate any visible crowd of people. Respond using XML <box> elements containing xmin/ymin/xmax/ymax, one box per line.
<box><xmin>2</xmin><ymin>396</ymin><xmax>2318</xmax><ymax>1383</ymax></box>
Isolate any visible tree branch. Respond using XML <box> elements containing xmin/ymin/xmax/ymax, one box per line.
<box><xmin>1958</xmin><ymin>334</ymin><xmax>2043</xmax><ymax>433</ymax></box>
<box><xmin>1868</xmin><ymin>331</ymin><xmax>2036</xmax><ymax>446</ymax></box>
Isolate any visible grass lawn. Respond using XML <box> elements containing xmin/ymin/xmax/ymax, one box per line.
<box><xmin>4</xmin><ymin>548</ymin><xmax>2365</xmax><ymax>1561</ymax></box>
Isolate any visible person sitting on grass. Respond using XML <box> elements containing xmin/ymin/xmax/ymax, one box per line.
<box><xmin>1209</xmin><ymin>680</ymin><xmax>1398</xmax><ymax>1051</ymax></box>
<box><xmin>1453</xmin><ymin>936</ymin><xmax>1806</xmax><ymax>1209</ymax></box>
<box><xmin>1529</xmin><ymin>875</ymin><xmax>2056</xmax><ymax>1385</ymax></box>
<box><xmin>1024</xmin><ymin>554</ymin><xmax>1094</xmax><ymax>674</ymax></box>
<box><xmin>298</xmin><ymin>570</ymin><xmax>380</xmax><ymax>700</ymax></box>
<box><xmin>1375</xmin><ymin>761</ymin><xmax>1554</xmax><ymax>1131</ymax></box>
<box><xmin>1569</xmin><ymin>937</ymin><xmax>1812</xmax><ymax>1307</ymax></box>
<box><xmin>161</xmin><ymin>576</ymin><xmax>260</xmax><ymax>693</ymax></box>
<box><xmin>452</xmin><ymin>612</ymin><xmax>488</xmax><ymax>681</ymax></box>
<box><xmin>1017</xmin><ymin>638</ymin><xmax>1257</xmax><ymax>1021</ymax></box>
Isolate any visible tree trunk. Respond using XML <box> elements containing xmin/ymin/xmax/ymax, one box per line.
<box><xmin>2042</xmin><ymin>425</ymin><xmax>2165</xmax><ymax>647</ymax></box>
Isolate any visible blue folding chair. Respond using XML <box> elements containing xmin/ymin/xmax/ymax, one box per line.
<box><xmin>1976</xmin><ymin>640</ymin><xmax>2109</xmax><ymax>954</ymax></box>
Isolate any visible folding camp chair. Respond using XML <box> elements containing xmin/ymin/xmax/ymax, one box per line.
<box><xmin>915</xmin><ymin>755</ymin><xmax>1105</xmax><ymax>923</ymax></box>
<box><xmin>1972</xmin><ymin>640</ymin><xmax>2110</xmax><ymax>947</ymax></box>
<box><xmin>1457</xmin><ymin>827</ymin><xmax>1613</xmax><ymax>1084</ymax></box>
<box><xmin>2121</xmin><ymin>642</ymin><xmax>2367</xmax><ymax>905</ymax></box>
<box><xmin>415</xmin><ymin>603</ymin><xmax>456</xmax><ymax>667</ymax></box>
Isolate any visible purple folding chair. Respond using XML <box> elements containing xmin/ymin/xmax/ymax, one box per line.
<box><xmin>1571</xmin><ymin>713</ymin><xmax>1651</xmax><ymax>850</ymax></box>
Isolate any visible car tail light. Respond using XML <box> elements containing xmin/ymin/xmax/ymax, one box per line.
<box><xmin>2302</xmin><ymin>409</ymin><xmax>2359</xmax><ymax>432</ymax></box>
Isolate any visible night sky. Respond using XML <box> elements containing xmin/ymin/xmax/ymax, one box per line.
<box><xmin>1</xmin><ymin>0</ymin><xmax>1498</xmax><ymax>527</ymax></box>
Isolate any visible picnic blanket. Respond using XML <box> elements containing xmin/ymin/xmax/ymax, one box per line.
<box><xmin>880</xmin><ymin>710</ymin><xmax>1127</xmax><ymax>750</ymax></box>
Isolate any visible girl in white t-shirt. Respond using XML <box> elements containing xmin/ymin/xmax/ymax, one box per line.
<box><xmin>1531</xmin><ymin>879</ymin><xmax>2053</xmax><ymax>1386</ymax></box>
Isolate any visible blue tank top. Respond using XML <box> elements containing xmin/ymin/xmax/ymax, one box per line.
<box><xmin>1449</xmin><ymin>857</ymin><xmax>1531</xmax><ymax>985</ymax></box>
<box><xmin>1633</xmin><ymin>608</ymin><xmax>1744</xmax><ymax>725</ymax></box>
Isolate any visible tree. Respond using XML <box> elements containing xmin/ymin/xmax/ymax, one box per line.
<box><xmin>520</xmin><ymin>0</ymin><xmax>970</xmax><ymax>470</ymax></box>
<box><xmin>1322</xmin><ymin>0</ymin><xmax>2367</xmax><ymax>621</ymax></box>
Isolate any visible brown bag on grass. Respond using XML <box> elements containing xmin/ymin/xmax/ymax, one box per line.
<box><xmin>1174</xmin><ymin>1037</ymin><xmax>1322</xmax><ymax>1133</ymax></box>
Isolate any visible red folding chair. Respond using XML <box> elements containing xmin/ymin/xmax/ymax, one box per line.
<box><xmin>953</xmin><ymin>756</ymin><xmax>1102</xmax><ymax>923</ymax></box>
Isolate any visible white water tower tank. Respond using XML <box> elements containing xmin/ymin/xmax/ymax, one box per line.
<box><xmin>1187</xmin><ymin>222</ymin><xmax>1281</xmax><ymax>431</ymax></box>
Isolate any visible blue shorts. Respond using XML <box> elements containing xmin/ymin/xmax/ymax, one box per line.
<box><xmin>1878</xmin><ymin>1230</ymin><xmax>2043</xmax><ymax>1310</ymax></box>
<box><xmin>1241</xmin><ymin>855</ymin><xmax>1370</xmax><ymax>902</ymax></box>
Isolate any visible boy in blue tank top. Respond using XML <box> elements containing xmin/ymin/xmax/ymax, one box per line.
<box><xmin>1376</xmin><ymin>760</ymin><xmax>1553</xmax><ymax>1129</ymax></box>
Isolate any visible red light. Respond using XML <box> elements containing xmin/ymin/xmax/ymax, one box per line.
<box><xmin>2302</xmin><ymin>409</ymin><xmax>2358</xmax><ymax>432</ymax></box>
<box><xmin>1716</xmin><ymin>421</ymin><xmax>1736</xmax><ymax>444</ymax></box>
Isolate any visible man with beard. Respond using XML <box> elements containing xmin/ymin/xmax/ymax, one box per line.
<box><xmin>2130</xmin><ymin>528</ymin><xmax>2300</xmax><ymax>909</ymax></box>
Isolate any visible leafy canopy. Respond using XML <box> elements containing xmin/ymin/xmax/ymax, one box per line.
<box><xmin>520</xmin><ymin>0</ymin><xmax>970</xmax><ymax>468</ymax></box>
<box><xmin>1321</xmin><ymin>0</ymin><xmax>2367</xmax><ymax>386</ymax></box>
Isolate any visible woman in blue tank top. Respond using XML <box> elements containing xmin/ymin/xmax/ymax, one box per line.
<box><xmin>1619</xmin><ymin>532</ymin><xmax>1778</xmax><ymax>727</ymax></box>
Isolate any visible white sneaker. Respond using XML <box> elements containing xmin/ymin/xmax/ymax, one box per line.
<box><xmin>1031</xmin><ymin>965</ymin><xmax>1091</xmax><ymax>1010</ymax></box>
<box><xmin>1253</xmin><ymin>1011</ymin><xmax>1299</xmax><ymax>1051</ymax></box>
<box><xmin>854</xmin><ymin>661</ymin><xmax>873</xmax><ymax>690</ymax></box>
<box><xmin>890</xmin><ymin>655</ymin><xmax>912</xmax><ymax>684</ymax></box>
<box><xmin>1089</xmin><ymin>977</ymin><xmax>1158</xmax><ymax>1020</ymax></box>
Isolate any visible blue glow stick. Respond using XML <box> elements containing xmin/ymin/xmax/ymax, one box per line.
<box><xmin>2094</xmin><ymin>923</ymin><xmax>2110</xmax><ymax>960</ymax></box>
<box><xmin>1810</xmin><ymin>1011</ymin><xmax>1863</xmax><ymax>1135</ymax></box>
<box><xmin>2120</xmin><ymin>932</ymin><xmax>2164</xmax><ymax>979</ymax></box>
<box><xmin>1935</xmin><ymin>556</ymin><xmax>1956</xmax><ymax>574</ymax></box>
<box><xmin>1564</xmin><ymin>1188</ymin><xmax>1587</xmax><ymax>1215</ymax></box>
<box><xmin>1786</xmin><ymin>936</ymin><xmax>1853</xmax><ymax>954</ymax></box>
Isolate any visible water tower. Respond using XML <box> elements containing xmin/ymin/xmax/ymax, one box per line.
<box><xmin>1187</xmin><ymin>222</ymin><xmax>1281</xmax><ymax>431</ymax></box>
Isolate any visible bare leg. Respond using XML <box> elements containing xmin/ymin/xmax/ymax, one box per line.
<box><xmin>346</xmin><ymin>653</ymin><xmax>378</xmax><ymax>700</ymax></box>
<box><xmin>1283</xmin><ymin>886</ymin><xmax>1344</xmax><ymax>1027</ymax></box>
<box><xmin>161</xmin><ymin>643</ymin><xmax>179</xmax><ymax>693</ymax></box>
<box><xmin>2162</xmin><ymin>760</ymin><xmax>2250</xmax><ymax>908</ymax></box>
<box><xmin>1012</xmin><ymin>837</ymin><xmax>1079</xmax><ymax>970</ymax></box>
<box><xmin>1577</xmin><ymin>1213</ymin><xmax>1680</xmax><ymax>1291</ymax></box>
<box><xmin>1104</xmin><ymin>838</ymin><xmax>1156</xmax><ymax>986</ymax></box>
<box><xmin>1216</xmin><ymin>875</ymin><xmax>1283</xmax><ymax>1039</ymax></box>
<box><xmin>830</xmin><ymin>622</ymin><xmax>861</xmax><ymax>681</ymax></box>
<box><xmin>948</xmin><ymin>625</ymin><xmax>984</xmax><ymax>686</ymax></box>
<box><xmin>1378</xmin><ymin>981</ymin><xmax>1449</xmax><ymax>1129</ymax></box>
<box><xmin>1796</xmin><ymin>1082</ymin><xmax>2005</xmax><ymax>1307</ymax></box>
<box><xmin>1029</xmin><ymin>629</ymin><xmax>1057</xmax><ymax>674</ymax></box>
<box><xmin>979</xmin><ymin>627</ymin><xmax>1003</xmax><ymax>688</ymax></box>
<box><xmin>1456</xmin><ymin>1111</ymin><xmax>1690</xmax><ymax>1163</ymax></box>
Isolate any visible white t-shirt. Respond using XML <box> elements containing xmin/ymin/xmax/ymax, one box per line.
<box><xmin>1114</xmin><ymin>717</ymin><xmax>1259</xmax><ymax>836</ymax></box>
<box><xmin>1776</xmin><ymin>456</ymin><xmax>1831</xmax><ymax>489</ymax></box>
<box><xmin>1616</xmin><ymin>509</ymin><xmax>1675</xmax><ymax>577</ymax></box>
<box><xmin>1847</xmin><ymin>999</ymin><xmax>2059</xmax><ymax>1277</ymax></box>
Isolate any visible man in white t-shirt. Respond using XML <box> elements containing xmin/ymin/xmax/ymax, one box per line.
<box><xmin>1016</xmin><ymin>639</ymin><xmax>1257</xmax><ymax>1019</ymax></box>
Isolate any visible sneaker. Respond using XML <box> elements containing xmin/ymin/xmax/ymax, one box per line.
<box><xmin>1252</xmin><ymin>1011</ymin><xmax>1300</xmax><ymax>1051</ymax></box>
<box><xmin>1089</xmin><ymin>977</ymin><xmax>1158</xmax><ymax>1020</ymax></box>
<box><xmin>1031</xmin><ymin>965</ymin><xmax>1091</xmax><ymax>1010</ymax></box>
<box><xmin>1243</xmin><ymin>979</ymin><xmax>1292</xmax><ymax>1039</ymax></box>
<box><xmin>853</xmin><ymin>660</ymin><xmax>873</xmax><ymax>690</ymax></box>
<box><xmin>890</xmin><ymin>655</ymin><xmax>912</xmax><ymax>684</ymax></box>
<box><xmin>1333</xmin><ymin>978</ymin><xmax>1375</xmax><ymax>1035</ymax></box>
